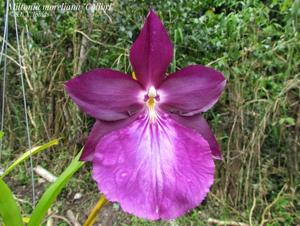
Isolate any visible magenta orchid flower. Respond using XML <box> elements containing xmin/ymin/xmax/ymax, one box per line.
<box><xmin>65</xmin><ymin>10</ymin><xmax>226</xmax><ymax>220</ymax></box>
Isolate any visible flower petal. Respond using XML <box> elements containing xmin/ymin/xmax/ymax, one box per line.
<box><xmin>169</xmin><ymin>114</ymin><xmax>222</xmax><ymax>159</ymax></box>
<box><xmin>159</xmin><ymin>65</ymin><xmax>226</xmax><ymax>115</ymax></box>
<box><xmin>92</xmin><ymin>113</ymin><xmax>214</xmax><ymax>220</ymax></box>
<box><xmin>65</xmin><ymin>69</ymin><xmax>144</xmax><ymax>121</ymax></box>
<box><xmin>81</xmin><ymin>115</ymin><xmax>141</xmax><ymax>161</ymax></box>
<box><xmin>130</xmin><ymin>10</ymin><xmax>173</xmax><ymax>89</ymax></box>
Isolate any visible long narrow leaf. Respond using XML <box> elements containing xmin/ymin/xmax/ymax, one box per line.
<box><xmin>0</xmin><ymin>131</ymin><xmax>4</xmax><ymax>139</ymax></box>
<box><xmin>1</xmin><ymin>139</ymin><xmax>59</xmax><ymax>178</ymax></box>
<box><xmin>0</xmin><ymin>179</ymin><xmax>23</xmax><ymax>226</ymax></box>
<box><xmin>28</xmin><ymin>151</ymin><xmax>84</xmax><ymax>226</ymax></box>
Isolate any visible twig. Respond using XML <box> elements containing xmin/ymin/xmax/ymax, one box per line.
<box><xmin>77</xmin><ymin>35</ymin><xmax>88</xmax><ymax>75</ymax></box>
<box><xmin>67</xmin><ymin>210</ymin><xmax>81</xmax><ymax>226</ymax></box>
<box><xmin>46</xmin><ymin>209</ymin><xmax>54</xmax><ymax>226</ymax></box>
<box><xmin>207</xmin><ymin>218</ymin><xmax>249</xmax><ymax>226</ymax></box>
<box><xmin>75</xmin><ymin>30</ymin><xmax>126</xmax><ymax>51</ymax></box>
<box><xmin>34</xmin><ymin>165</ymin><xmax>57</xmax><ymax>182</ymax></box>
<box><xmin>249</xmin><ymin>189</ymin><xmax>256</xmax><ymax>226</ymax></box>
<box><xmin>259</xmin><ymin>184</ymin><xmax>287</xmax><ymax>226</ymax></box>
<box><xmin>51</xmin><ymin>214</ymin><xmax>72</xmax><ymax>226</ymax></box>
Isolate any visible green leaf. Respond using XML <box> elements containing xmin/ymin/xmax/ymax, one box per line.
<box><xmin>28</xmin><ymin>151</ymin><xmax>84</xmax><ymax>226</ymax></box>
<box><xmin>0</xmin><ymin>179</ymin><xmax>23</xmax><ymax>226</ymax></box>
<box><xmin>279</xmin><ymin>117</ymin><xmax>295</xmax><ymax>126</ymax></box>
<box><xmin>1</xmin><ymin>139</ymin><xmax>59</xmax><ymax>179</ymax></box>
<box><xmin>0</xmin><ymin>131</ymin><xmax>3</xmax><ymax>139</ymax></box>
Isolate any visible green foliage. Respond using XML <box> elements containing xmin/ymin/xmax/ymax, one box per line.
<box><xmin>0</xmin><ymin>138</ymin><xmax>83</xmax><ymax>225</ymax></box>
<box><xmin>1</xmin><ymin>139</ymin><xmax>59</xmax><ymax>178</ymax></box>
<box><xmin>0</xmin><ymin>0</ymin><xmax>299</xmax><ymax>224</ymax></box>
<box><xmin>0</xmin><ymin>148</ymin><xmax>83</xmax><ymax>226</ymax></box>
<box><xmin>0</xmin><ymin>179</ymin><xmax>23</xmax><ymax>226</ymax></box>
<box><xmin>28</xmin><ymin>151</ymin><xmax>84</xmax><ymax>226</ymax></box>
<box><xmin>0</xmin><ymin>131</ymin><xmax>3</xmax><ymax>140</ymax></box>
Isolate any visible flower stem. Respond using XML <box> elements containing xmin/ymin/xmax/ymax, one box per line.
<box><xmin>83</xmin><ymin>195</ymin><xmax>108</xmax><ymax>226</ymax></box>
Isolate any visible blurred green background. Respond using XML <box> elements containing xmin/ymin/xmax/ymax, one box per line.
<box><xmin>0</xmin><ymin>0</ymin><xmax>299</xmax><ymax>225</ymax></box>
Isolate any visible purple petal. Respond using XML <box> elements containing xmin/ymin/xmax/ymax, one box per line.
<box><xmin>81</xmin><ymin>113</ymin><xmax>141</xmax><ymax>161</ymax></box>
<box><xmin>159</xmin><ymin>65</ymin><xmax>226</xmax><ymax>115</ymax></box>
<box><xmin>169</xmin><ymin>114</ymin><xmax>222</xmax><ymax>159</ymax></box>
<box><xmin>130</xmin><ymin>10</ymin><xmax>173</xmax><ymax>89</ymax></box>
<box><xmin>65</xmin><ymin>69</ymin><xmax>144</xmax><ymax>121</ymax></box>
<box><xmin>92</xmin><ymin>113</ymin><xmax>214</xmax><ymax>220</ymax></box>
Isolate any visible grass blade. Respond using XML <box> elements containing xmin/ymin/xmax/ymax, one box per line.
<box><xmin>28</xmin><ymin>151</ymin><xmax>84</xmax><ymax>226</ymax></box>
<box><xmin>1</xmin><ymin>139</ymin><xmax>59</xmax><ymax>178</ymax></box>
<box><xmin>0</xmin><ymin>179</ymin><xmax>23</xmax><ymax>226</ymax></box>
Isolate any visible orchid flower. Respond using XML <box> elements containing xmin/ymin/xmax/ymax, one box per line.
<box><xmin>65</xmin><ymin>10</ymin><xmax>226</xmax><ymax>220</ymax></box>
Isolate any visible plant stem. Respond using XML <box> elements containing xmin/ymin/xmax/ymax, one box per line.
<box><xmin>83</xmin><ymin>195</ymin><xmax>108</xmax><ymax>226</ymax></box>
